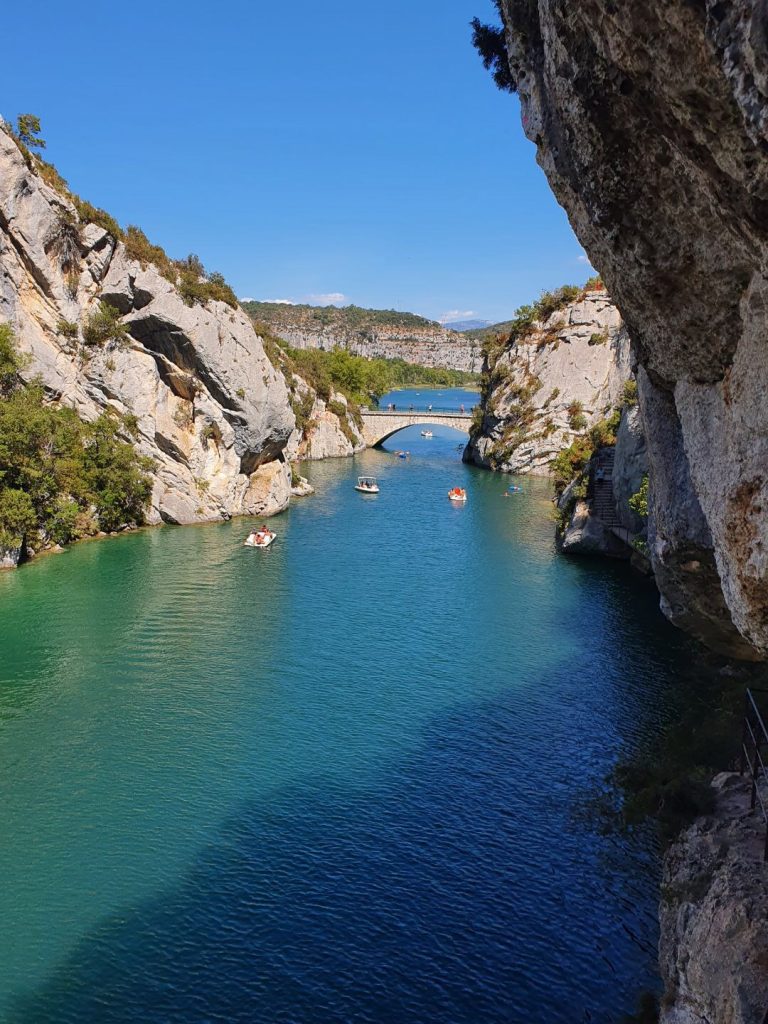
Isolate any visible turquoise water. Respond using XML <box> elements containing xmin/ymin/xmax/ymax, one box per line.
<box><xmin>378</xmin><ymin>386</ymin><xmax>480</xmax><ymax>413</ymax></box>
<box><xmin>0</xmin><ymin>417</ymin><xmax>696</xmax><ymax>1023</ymax></box>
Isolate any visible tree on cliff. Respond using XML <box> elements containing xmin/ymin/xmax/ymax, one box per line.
<box><xmin>471</xmin><ymin>1</ymin><xmax>516</xmax><ymax>93</ymax></box>
<box><xmin>15</xmin><ymin>114</ymin><xmax>46</xmax><ymax>150</ymax></box>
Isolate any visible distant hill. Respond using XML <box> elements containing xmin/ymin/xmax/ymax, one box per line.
<box><xmin>242</xmin><ymin>301</ymin><xmax>482</xmax><ymax>373</ymax></box>
<box><xmin>462</xmin><ymin>319</ymin><xmax>516</xmax><ymax>343</ymax></box>
<box><xmin>444</xmin><ymin>318</ymin><xmax>492</xmax><ymax>332</ymax></box>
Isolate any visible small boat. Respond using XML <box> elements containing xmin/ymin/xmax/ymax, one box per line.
<box><xmin>397</xmin><ymin>451</ymin><xmax>410</xmax><ymax>460</ymax></box>
<box><xmin>244</xmin><ymin>528</ymin><xmax>276</xmax><ymax>548</ymax></box>
<box><xmin>420</xmin><ymin>430</ymin><xmax>433</xmax><ymax>438</ymax></box>
<box><xmin>448</xmin><ymin>487</ymin><xmax>467</xmax><ymax>503</ymax></box>
<box><xmin>355</xmin><ymin>476</ymin><xmax>380</xmax><ymax>494</ymax></box>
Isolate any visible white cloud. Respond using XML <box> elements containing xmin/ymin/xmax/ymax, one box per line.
<box><xmin>263</xmin><ymin>298</ymin><xmax>295</xmax><ymax>305</ymax></box>
<box><xmin>307</xmin><ymin>292</ymin><xmax>347</xmax><ymax>306</ymax></box>
<box><xmin>439</xmin><ymin>309</ymin><xmax>476</xmax><ymax>324</ymax></box>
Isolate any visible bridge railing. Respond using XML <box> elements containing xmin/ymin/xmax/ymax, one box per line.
<box><xmin>740</xmin><ymin>687</ymin><xmax>768</xmax><ymax>860</ymax></box>
<box><xmin>363</xmin><ymin>406</ymin><xmax>477</xmax><ymax>416</ymax></box>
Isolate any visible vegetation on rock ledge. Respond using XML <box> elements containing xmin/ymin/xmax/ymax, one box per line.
<box><xmin>0</xmin><ymin>325</ymin><xmax>152</xmax><ymax>554</ymax></box>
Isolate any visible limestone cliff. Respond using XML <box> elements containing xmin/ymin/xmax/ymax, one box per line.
<box><xmin>659</xmin><ymin>772</ymin><xmax>768</xmax><ymax>1024</ymax></box>
<box><xmin>0</xmin><ymin>125</ymin><xmax>295</xmax><ymax>532</ymax></box>
<box><xmin>465</xmin><ymin>288</ymin><xmax>631</xmax><ymax>472</ymax></box>
<box><xmin>494</xmin><ymin>0</ymin><xmax>768</xmax><ymax>659</ymax></box>
<box><xmin>244</xmin><ymin>301</ymin><xmax>482</xmax><ymax>373</ymax></box>
<box><xmin>285</xmin><ymin>381</ymin><xmax>366</xmax><ymax>461</ymax></box>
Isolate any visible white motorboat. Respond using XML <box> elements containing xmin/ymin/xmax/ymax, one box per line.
<box><xmin>420</xmin><ymin>430</ymin><xmax>433</xmax><ymax>438</ymax></box>
<box><xmin>355</xmin><ymin>476</ymin><xmax>380</xmax><ymax>494</ymax></box>
<box><xmin>448</xmin><ymin>487</ymin><xmax>467</xmax><ymax>503</ymax></box>
<box><xmin>244</xmin><ymin>529</ymin><xmax>276</xmax><ymax>548</ymax></box>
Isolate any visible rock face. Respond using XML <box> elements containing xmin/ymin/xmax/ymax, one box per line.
<box><xmin>497</xmin><ymin>0</ymin><xmax>768</xmax><ymax>658</ymax></box>
<box><xmin>0</xmin><ymin>126</ymin><xmax>295</xmax><ymax>527</ymax></box>
<box><xmin>659</xmin><ymin>772</ymin><xmax>768</xmax><ymax>1024</ymax></box>
<box><xmin>465</xmin><ymin>288</ymin><xmax>631</xmax><ymax>472</ymax></box>
<box><xmin>279</xmin><ymin>365</ymin><xmax>366</xmax><ymax>461</ymax></box>
<box><xmin>244</xmin><ymin>301</ymin><xmax>483</xmax><ymax>373</ymax></box>
<box><xmin>613</xmin><ymin>405</ymin><xmax>647</xmax><ymax>535</ymax></box>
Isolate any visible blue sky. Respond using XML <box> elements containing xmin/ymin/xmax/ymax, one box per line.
<box><xmin>1</xmin><ymin>0</ymin><xmax>592</xmax><ymax>325</ymax></box>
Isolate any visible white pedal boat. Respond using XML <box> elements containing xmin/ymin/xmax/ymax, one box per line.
<box><xmin>448</xmin><ymin>488</ymin><xmax>467</xmax><ymax>503</ymax></box>
<box><xmin>244</xmin><ymin>530</ymin><xmax>276</xmax><ymax>548</ymax></box>
<box><xmin>355</xmin><ymin>476</ymin><xmax>380</xmax><ymax>494</ymax></box>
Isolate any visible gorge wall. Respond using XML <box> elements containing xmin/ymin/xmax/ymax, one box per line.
<box><xmin>465</xmin><ymin>287</ymin><xmax>630</xmax><ymax>473</ymax></box>
<box><xmin>0</xmin><ymin>126</ymin><xmax>296</xmax><ymax>536</ymax></box>
<box><xmin>243</xmin><ymin>301</ymin><xmax>483</xmax><ymax>374</ymax></box>
<box><xmin>496</xmin><ymin>0</ymin><xmax>768</xmax><ymax>662</ymax></box>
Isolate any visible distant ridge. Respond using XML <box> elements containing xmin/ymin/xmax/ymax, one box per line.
<box><xmin>242</xmin><ymin>301</ymin><xmax>483</xmax><ymax>373</ymax></box>
<box><xmin>443</xmin><ymin>318</ymin><xmax>492</xmax><ymax>332</ymax></box>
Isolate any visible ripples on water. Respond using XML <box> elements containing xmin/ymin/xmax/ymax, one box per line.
<box><xmin>0</xmin><ymin>411</ymin><xmax>697</xmax><ymax>1023</ymax></box>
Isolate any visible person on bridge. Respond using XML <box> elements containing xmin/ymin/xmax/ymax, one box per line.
<box><xmin>460</xmin><ymin>403</ymin><xmax>465</xmax><ymax>413</ymax></box>
<box><xmin>428</xmin><ymin>403</ymin><xmax>433</xmax><ymax>412</ymax></box>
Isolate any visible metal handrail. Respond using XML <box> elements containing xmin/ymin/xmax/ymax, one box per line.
<box><xmin>364</xmin><ymin>407</ymin><xmax>475</xmax><ymax>416</ymax></box>
<box><xmin>740</xmin><ymin>687</ymin><xmax>768</xmax><ymax>859</ymax></box>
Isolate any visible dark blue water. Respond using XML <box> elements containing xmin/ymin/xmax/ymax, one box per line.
<box><xmin>0</xmin><ymin>422</ymin><xmax>696</xmax><ymax>1023</ymax></box>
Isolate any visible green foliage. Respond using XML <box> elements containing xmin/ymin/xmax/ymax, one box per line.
<box><xmin>471</xmin><ymin>2</ymin><xmax>517</xmax><ymax>93</ymax></box>
<box><xmin>72</xmin><ymin>197</ymin><xmax>123</xmax><ymax>240</ymax></box>
<box><xmin>124</xmin><ymin>225</ymin><xmax>172</xmax><ymax>275</ymax></box>
<box><xmin>589</xmin><ymin>408</ymin><xmax>621</xmax><ymax>449</ymax></box>
<box><xmin>15</xmin><ymin>114</ymin><xmax>46</xmax><ymax>150</ymax></box>
<box><xmin>282</xmin><ymin>344</ymin><xmax>476</xmax><ymax>406</ymax></box>
<box><xmin>584</xmin><ymin>275</ymin><xmax>604</xmax><ymax>290</ymax></box>
<box><xmin>35</xmin><ymin>156</ymin><xmax>69</xmax><ymax>193</ymax></box>
<box><xmin>0</xmin><ymin>328</ymin><xmax>152</xmax><ymax>547</ymax></box>
<box><xmin>551</xmin><ymin>435</ymin><xmax>594</xmax><ymax>496</ymax></box>
<box><xmin>82</xmin><ymin>302</ymin><xmax>130</xmax><ymax>348</ymax></box>
<box><xmin>588</xmin><ymin>330</ymin><xmax>608</xmax><ymax>346</ymax></box>
<box><xmin>567</xmin><ymin>402</ymin><xmax>587</xmax><ymax>432</ymax></box>
<box><xmin>290</xmin><ymin>390</ymin><xmax>315</xmax><ymax>433</ymax></box>
<box><xmin>479</xmin><ymin>285</ymin><xmax>581</xmax><ymax>368</ymax></box>
<box><xmin>56</xmin><ymin>319</ymin><xmax>79</xmax><ymax>340</ymax></box>
<box><xmin>0</xmin><ymin>488</ymin><xmax>37</xmax><ymax>544</ymax></box>
<box><xmin>243</xmin><ymin>301</ymin><xmax>440</xmax><ymax>334</ymax></box>
<box><xmin>629</xmin><ymin>475</ymin><xmax>649</xmax><ymax>518</ymax></box>
<box><xmin>0</xmin><ymin>323</ymin><xmax>29</xmax><ymax>395</ymax></box>
<box><xmin>621</xmin><ymin>379</ymin><xmax>638</xmax><ymax>407</ymax></box>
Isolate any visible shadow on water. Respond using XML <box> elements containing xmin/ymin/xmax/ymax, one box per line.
<box><xmin>8</xmin><ymin>678</ymin><xmax>664</xmax><ymax>1024</ymax></box>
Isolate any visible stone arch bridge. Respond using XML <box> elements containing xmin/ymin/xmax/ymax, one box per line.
<box><xmin>360</xmin><ymin>409</ymin><xmax>473</xmax><ymax>447</ymax></box>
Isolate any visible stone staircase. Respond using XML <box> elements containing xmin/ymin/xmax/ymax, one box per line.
<box><xmin>591</xmin><ymin>447</ymin><xmax>622</xmax><ymax>527</ymax></box>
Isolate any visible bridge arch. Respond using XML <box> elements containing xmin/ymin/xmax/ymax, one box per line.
<box><xmin>360</xmin><ymin>411</ymin><xmax>472</xmax><ymax>447</ymax></box>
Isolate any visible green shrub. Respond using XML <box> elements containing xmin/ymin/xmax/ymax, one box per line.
<box><xmin>621</xmin><ymin>379</ymin><xmax>638</xmax><ymax>407</ymax></box>
<box><xmin>82</xmin><ymin>302</ymin><xmax>130</xmax><ymax>348</ymax></box>
<box><xmin>551</xmin><ymin>435</ymin><xmax>594</xmax><ymax>495</ymax></box>
<box><xmin>589</xmin><ymin>330</ymin><xmax>608</xmax><ymax>346</ymax></box>
<box><xmin>73</xmin><ymin>197</ymin><xmax>123</xmax><ymax>240</ymax></box>
<box><xmin>0</xmin><ymin>323</ymin><xmax>29</xmax><ymax>395</ymax></box>
<box><xmin>629</xmin><ymin>475</ymin><xmax>649</xmax><ymax>518</ymax></box>
<box><xmin>0</xmin><ymin>328</ymin><xmax>152</xmax><ymax>547</ymax></box>
<box><xmin>56</xmin><ymin>319</ymin><xmax>79</xmax><ymax>340</ymax></box>
<box><xmin>0</xmin><ymin>488</ymin><xmax>37</xmax><ymax>545</ymax></box>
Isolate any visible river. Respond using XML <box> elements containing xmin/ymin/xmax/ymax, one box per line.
<box><xmin>0</xmin><ymin>389</ymin><xmax>697</xmax><ymax>1023</ymax></box>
